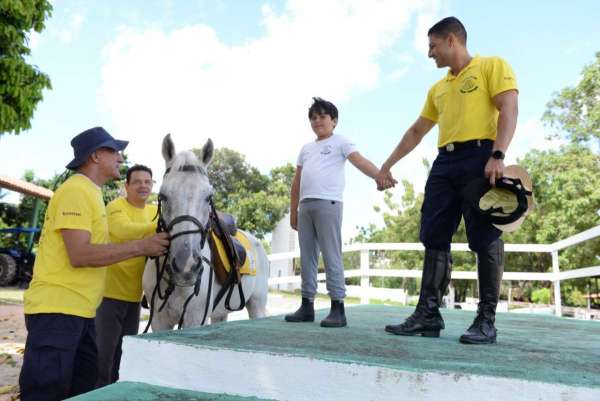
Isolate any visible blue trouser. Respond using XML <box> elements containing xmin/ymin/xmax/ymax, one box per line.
<box><xmin>298</xmin><ymin>198</ymin><xmax>346</xmax><ymax>300</ymax></box>
<box><xmin>19</xmin><ymin>313</ymin><xmax>98</xmax><ymax>401</ymax></box>
<box><xmin>420</xmin><ymin>140</ymin><xmax>502</xmax><ymax>253</ymax></box>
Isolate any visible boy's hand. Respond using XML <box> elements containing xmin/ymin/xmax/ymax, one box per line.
<box><xmin>376</xmin><ymin>168</ymin><xmax>397</xmax><ymax>191</ymax></box>
<box><xmin>290</xmin><ymin>210</ymin><xmax>298</xmax><ymax>231</ymax></box>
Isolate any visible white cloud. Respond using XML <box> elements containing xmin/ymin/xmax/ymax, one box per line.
<box><xmin>28</xmin><ymin>31</ymin><xmax>41</xmax><ymax>50</ymax></box>
<box><xmin>51</xmin><ymin>11</ymin><xmax>84</xmax><ymax>44</ymax></box>
<box><xmin>99</xmin><ymin>0</ymin><xmax>440</xmax><ymax>181</ymax></box>
<box><xmin>387</xmin><ymin>53</ymin><xmax>413</xmax><ymax>81</ymax></box>
<box><xmin>412</xmin><ymin>0</ymin><xmax>443</xmax><ymax>57</ymax></box>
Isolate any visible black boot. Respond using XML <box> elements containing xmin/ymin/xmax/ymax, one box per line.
<box><xmin>320</xmin><ymin>300</ymin><xmax>347</xmax><ymax>328</ymax></box>
<box><xmin>460</xmin><ymin>239</ymin><xmax>504</xmax><ymax>344</ymax></box>
<box><xmin>385</xmin><ymin>249</ymin><xmax>451</xmax><ymax>337</ymax></box>
<box><xmin>285</xmin><ymin>297</ymin><xmax>315</xmax><ymax>322</ymax></box>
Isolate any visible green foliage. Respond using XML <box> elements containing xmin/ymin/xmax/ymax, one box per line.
<box><xmin>566</xmin><ymin>289</ymin><xmax>587</xmax><ymax>307</ymax></box>
<box><xmin>0</xmin><ymin>0</ymin><xmax>53</xmax><ymax>135</ymax></box>
<box><xmin>196</xmin><ymin>147</ymin><xmax>295</xmax><ymax>239</ymax></box>
<box><xmin>204</xmin><ymin>148</ymin><xmax>268</xmax><ymax>209</ymax></box>
<box><xmin>543</xmin><ymin>52</ymin><xmax>600</xmax><ymax>144</ymax></box>
<box><xmin>503</xmin><ymin>144</ymin><xmax>600</xmax><ymax>275</ymax></box>
<box><xmin>531</xmin><ymin>288</ymin><xmax>551</xmax><ymax>304</ymax></box>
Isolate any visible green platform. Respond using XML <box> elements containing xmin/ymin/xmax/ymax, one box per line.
<box><xmin>68</xmin><ymin>381</ymin><xmax>276</xmax><ymax>401</ymax></box>
<box><xmin>134</xmin><ymin>305</ymin><xmax>600</xmax><ymax>389</ymax></box>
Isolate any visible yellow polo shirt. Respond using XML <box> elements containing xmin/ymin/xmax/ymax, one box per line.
<box><xmin>103</xmin><ymin>197</ymin><xmax>157</xmax><ymax>302</ymax></box>
<box><xmin>420</xmin><ymin>55</ymin><xmax>518</xmax><ymax>147</ymax></box>
<box><xmin>24</xmin><ymin>174</ymin><xmax>109</xmax><ymax>318</ymax></box>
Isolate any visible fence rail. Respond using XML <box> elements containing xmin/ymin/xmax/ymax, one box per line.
<box><xmin>267</xmin><ymin>225</ymin><xmax>600</xmax><ymax>316</ymax></box>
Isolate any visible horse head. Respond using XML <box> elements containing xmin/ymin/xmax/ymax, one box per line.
<box><xmin>158</xmin><ymin>134</ymin><xmax>214</xmax><ymax>286</ymax></box>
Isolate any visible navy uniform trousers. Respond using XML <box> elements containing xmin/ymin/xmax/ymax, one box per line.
<box><xmin>19</xmin><ymin>313</ymin><xmax>98</xmax><ymax>401</ymax></box>
<box><xmin>419</xmin><ymin>139</ymin><xmax>502</xmax><ymax>253</ymax></box>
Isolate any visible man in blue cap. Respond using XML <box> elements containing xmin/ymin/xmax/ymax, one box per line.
<box><xmin>19</xmin><ymin>127</ymin><xmax>170</xmax><ymax>401</ymax></box>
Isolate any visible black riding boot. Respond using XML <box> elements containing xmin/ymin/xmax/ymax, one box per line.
<box><xmin>385</xmin><ymin>249</ymin><xmax>452</xmax><ymax>337</ymax></box>
<box><xmin>460</xmin><ymin>239</ymin><xmax>504</xmax><ymax>344</ymax></box>
<box><xmin>320</xmin><ymin>300</ymin><xmax>347</xmax><ymax>328</ymax></box>
<box><xmin>285</xmin><ymin>297</ymin><xmax>315</xmax><ymax>322</ymax></box>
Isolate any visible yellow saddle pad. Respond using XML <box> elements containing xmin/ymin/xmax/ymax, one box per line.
<box><xmin>210</xmin><ymin>230</ymin><xmax>256</xmax><ymax>285</ymax></box>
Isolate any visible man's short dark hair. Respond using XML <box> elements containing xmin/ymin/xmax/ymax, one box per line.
<box><xmin>308</xmin><ymin>97</ymin><xmax>338</xmax><ymax>120</ymax></box>
<box><xmin>428</xmin><ymin>17</ymin><xmax>467</xmax><ymax>45</ymax></box>
<box><xmin>126</xmin><ymin>164</ymin><xmax>153</xmax><ymax>183</ymax></box>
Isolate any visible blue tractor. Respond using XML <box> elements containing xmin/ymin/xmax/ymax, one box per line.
<box><xmin>0</xmin><ymin>227</ymin><xmax>40</xmax><ymax>287</ymax></box>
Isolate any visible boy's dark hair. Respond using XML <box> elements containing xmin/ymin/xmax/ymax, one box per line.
<box><xmin>126</xmin><ymin>164</ymin><xmax>153</xmax><ymax>183</ymax></box>
<box><xmin>428</xmin><ymin>17</ymin><xmax>467</xmax><ymax>45</ymax></box>
<box><xmin>308</xmin><ymin>97</ymin><xmax>338</xmax><ymax>120</ymax></box>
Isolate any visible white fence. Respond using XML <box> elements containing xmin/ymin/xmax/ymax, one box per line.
<box><xmin>267</xmin><ymin>225</ymin><xmax>600</xmax><ymax>316</ymax></box>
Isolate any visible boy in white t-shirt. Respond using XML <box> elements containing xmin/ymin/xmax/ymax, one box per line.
<box><xmin>285</xmin><ymin>97</ymin><xmax>396</xmax><ymax>327</ymax></box>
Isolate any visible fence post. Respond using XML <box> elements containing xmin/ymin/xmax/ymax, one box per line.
<box><xmin>360</xmin><ymin>249</ymin><xmax>370</xmax><ymax>305</ymax></box>
<box><xmin>552</xmin><ymin>250</ymin><xmax>562</xmax><ymax>317</ymax></box>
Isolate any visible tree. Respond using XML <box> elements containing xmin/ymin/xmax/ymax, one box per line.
<box><xmin>543</xmin><ymin>52</ymin><xmax>600</xmax><ymax>144</ymax></box>
<box><xmin>0</xmin><ymin>0</ymin><xmax>53</xmax><ymax>135</ymax></box>
<box><xmin>502</xmin><ymin>144</ymin><xmax>600</xmax><ymax>304</ymax></box>
<box><xmin>203</xmin><ymin>148</ymin><xmax>268</xmax><ymax>211</ymax></box>
<box><xmin>194</xmin><ymin>147</ymin><xmax>295</xmax><ymax>239</ymax></box>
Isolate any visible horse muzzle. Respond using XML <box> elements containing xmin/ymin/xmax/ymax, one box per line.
<box><xmin>169</xmin><ymin>249</ymin><xmax>204</xmax><ymax>286</ymax></box>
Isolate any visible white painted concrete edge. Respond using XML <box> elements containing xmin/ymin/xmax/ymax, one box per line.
<box><xmin>119</xmin><ymin>337</ymin><xmax>600</xmax><ymax>401</ymax></box>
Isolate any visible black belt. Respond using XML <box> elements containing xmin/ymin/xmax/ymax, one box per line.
<box><xmin>438</xmin><ymin>139</ymin><xmax>493</xmax><ymax>154</ymax></box>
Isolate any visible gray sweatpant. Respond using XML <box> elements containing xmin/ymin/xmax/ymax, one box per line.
<box><xmin>298</xmin><ymin>198</ymin><xmax>346</xmax><ymax>300</ymax></box>
<box><xmin>95</xmin><ymin>297</ymin><xmax>140</xmax><ymax>388</ymax></box>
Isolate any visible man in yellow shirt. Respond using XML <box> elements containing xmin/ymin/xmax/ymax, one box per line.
<box><xmin>19</xmin><ymin>128</ymin><xmax>169</xmax><ymax>401</ymax></box>
<box><xmin>376</xmin><ymin>17</ymin><xmax>518</xmax><ymax>344</ymax></box>
<box><xmin>95</xmin><ymin>164</ymin><xmax>157</xmax><ymax>387</ymax></box>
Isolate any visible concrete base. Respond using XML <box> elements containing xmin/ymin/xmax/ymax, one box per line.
<box><xmin>119</xmin><ymin>305</ymin><xmax>600</xmax><ymax>401</ymax></box>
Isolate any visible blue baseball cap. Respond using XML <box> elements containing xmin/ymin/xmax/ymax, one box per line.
<box><xmin>66</xmin><ymin>127</ymin><xmax>129</xmax><ymax>170</ymax></box>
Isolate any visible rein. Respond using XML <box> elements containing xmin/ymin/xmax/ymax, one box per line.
<box><xmin>143</xmin><ymin>163</ymin><xmax>246</xmax><ymax>333</ymax></box>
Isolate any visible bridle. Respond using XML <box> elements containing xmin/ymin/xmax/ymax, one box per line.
<box><xmin>144</xmin><ymin>164</ymin><xmax>215</xmax><ymax>332</ymax></box>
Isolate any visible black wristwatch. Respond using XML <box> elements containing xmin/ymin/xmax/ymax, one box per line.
<box><xmin>492</xmin><ymin>150</ymin><xmax>505</xmax><ymax>160</ymax></box>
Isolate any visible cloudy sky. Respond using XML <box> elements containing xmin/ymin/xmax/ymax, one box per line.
<box><xmin>1</xmin><ymin>0</ymin><xmax>599</xmax><ymax>241</ymax></box>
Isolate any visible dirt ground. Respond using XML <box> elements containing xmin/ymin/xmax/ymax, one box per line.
<box><xmin>0</xmin><ymin>303</ymin><xmax>25</xmax><ymax>401</ymax></box>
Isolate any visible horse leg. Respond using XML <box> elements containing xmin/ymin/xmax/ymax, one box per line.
<box><xmin>150</xmin><ymin>311</ymin><xmax>175</xmax><ymax>332</ymax></box>
<box><xmin>246</xmin><ymin>292</ymin><xmax>267</xmax><ymax>319</ymax></box>
<box><xmin>246</xmin><ymin>239</ymin><xmax>269</xmax><ymax>320</ymax></box>
<box><xmin>211</xmin><ymin>314</ymin><xmax>228</xmax><ymax>324</ymax></box>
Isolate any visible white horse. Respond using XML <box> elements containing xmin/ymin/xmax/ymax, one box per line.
<box><xmin>142</xmin><ymin>134</ymin><xmax>269</xmax><ymax>331</ymax></box>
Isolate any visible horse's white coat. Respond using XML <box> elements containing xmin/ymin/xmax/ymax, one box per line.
<box><xmin>142</xmin><ymin>135</ymin><xmax>269</xmax><ymax>331</ymax></box>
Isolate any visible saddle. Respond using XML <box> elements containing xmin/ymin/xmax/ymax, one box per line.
<box><xmin>209</xmin><ymin>212</ymin><xmax>252</xmax><ymax>285</ymax></box>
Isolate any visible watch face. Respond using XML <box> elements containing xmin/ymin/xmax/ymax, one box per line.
<box><xmin>493</xmin><ymin>150</ymin><xmax>505</xmax><ymax>160</ymax></box>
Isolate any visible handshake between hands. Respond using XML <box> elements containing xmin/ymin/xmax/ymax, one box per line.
<box><xmin>375</xmin><ymin>168</ymin><xmax>398</xmax><ymax>191</ymax></box>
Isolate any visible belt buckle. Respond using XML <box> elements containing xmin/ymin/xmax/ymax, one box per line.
<box><xmin>445</xmin><ymin>143</ymin><xmax>455</xmax><ymax>152</ymax></box>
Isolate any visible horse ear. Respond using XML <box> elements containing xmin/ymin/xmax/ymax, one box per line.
<box><xmin>201</xmin><ymin>138</ymin><xmax>214</xmax><ymax>166</ymax></box>
<box><xmin>162</xmin><ymin>134</ymin><xmax>175</xmax><ymax>164</ymax></box>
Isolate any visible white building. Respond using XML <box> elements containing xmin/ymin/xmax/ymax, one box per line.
<box><xmin>269</xmin><ymin>212</ymin><xmax>298</xmax><ymax>291</ymax></box>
